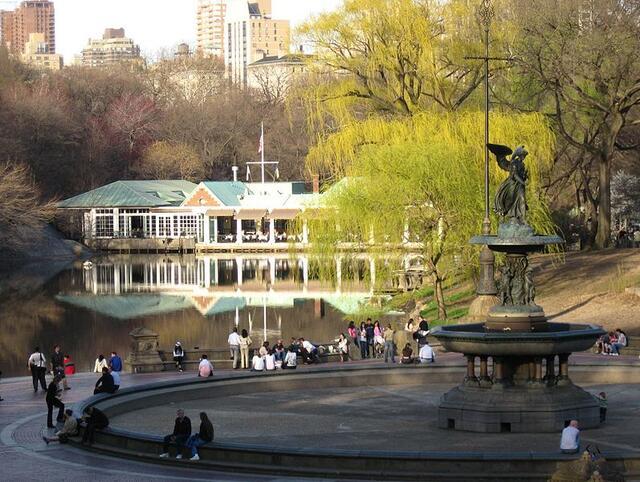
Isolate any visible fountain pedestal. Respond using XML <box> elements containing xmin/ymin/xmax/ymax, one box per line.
<box><xmin>432</xmin><ymin>230</ymin><xmax>605</xmax><ymax>433</ymax></box>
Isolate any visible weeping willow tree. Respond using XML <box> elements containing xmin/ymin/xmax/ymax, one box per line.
<box><xmin>303</xmin><ymin>112</ymin><xmax>555</xmax><ymax>319</ymax></box>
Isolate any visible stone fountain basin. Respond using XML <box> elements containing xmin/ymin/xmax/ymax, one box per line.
<box><xmin>431</xmin><ymin>323</ymin><xmax>605</xmax><ymax>356</ymax></box>
<box><xmin>469</xmin><ymin>234</ymin><xmax>563</xmax><ymax>253</ymax></box>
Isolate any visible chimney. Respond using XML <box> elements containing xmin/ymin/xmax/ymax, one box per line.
<box><xmin>312</xmin><ymin>175</ymin><xmax>320</xmax><ymax>194</ymax></box>
<box><xmin>232</xmin><ymin>166</ymin><xmax>238</xmax><ymax>182</ymax></box>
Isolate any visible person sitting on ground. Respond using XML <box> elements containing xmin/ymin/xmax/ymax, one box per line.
<box><xmin>560</xmin><ymin>420</ymin><xmax>580</xmax><ymax>454</ymax></box>
<box><xmin>264</xmin><ymin>351</ymin><xmax>276</xmax><ymax>371</ymax></box>
<box><xmin>159</xmin><ymin>408</ymin><xmax>192</xmax><ymax>459</ymax></box>
<box><xmin>109</xmin><ymin>351</ymin><xmax>123</xmax><ymax>372</ymax></box>
<box><xmin>251</xmin><ymin>353</ymin><xmax>265</xmax><ymax>371</ymax></box>
<box><xmin>282</xmin><ymin>346</ymin><xmax>297</xmax><ymax>369</ymax></box>
<box><xmin>401</xmin><ymin>343</ymin><xmax>414</xmax><ymax>364</ymax></box>
<box><xmin>94</xmin><ymin>367</ymin><xmax>115</xmax><ymax>395</ymax></box>
<box><xmin>94</xmin><ymin>354</ymin><xmax>108</xmax><ymax>373</ymax></box>
<box><xmin>81</xmin><ymin>406</ymin><xmax>109</xmax><ymax>445</ymax></box>
<box><xmin>173</xmin><ymin>341</ymin><xmax>184</xmax><ymax>372</ymax></box>
<box><xmin>198</xmin><ymin>355</ymin><xmax>214</xmax><ymax>377</ymax></box>
<box><xmin>186</xmin><ymin>412</ymin><xmax>214</xmax><ymax>461</ymax></box>
<box><xmin>110</xmin><ymin>368</ymin><xmax>121</xmax><ymax>392</ymax></box>
<box><xmin>272</xmin><ymin>339</ymin><xmax>286</xmax><ymax>364</ymax></box>
<box><xmin>259</xmin><ymin>342</ymin><xmax>269</xmax><ymax>358</ymax></box>
<box><xmin>300</xmin><ymin>338</ymin><xmax>319</xmax><ymax>364</ymax></box>
<box><xmin>596</xmin><ymin>392</ymin><xmax>607</xmax><ymax>423</ymax></box>
<box><xmin>419</xmin><ymin>342</ymin><xmax>436</xmax><ymax>363</ymax></box>
<box><xmin>610</xmin><ymin>329</ymin><xmax>628</xmax><ymax>355</ymax></box>
<box><xmin>336</xmin><ymin>333</ymin><xmax>349</xmax><ymax>362</ymax></box>
<box><xmin>43</xmin><ymin>409</ymin><xmax>78</xmax><ymax>444</ymax></box>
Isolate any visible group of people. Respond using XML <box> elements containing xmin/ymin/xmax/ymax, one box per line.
<box><xmin>93</xmin><ymin>352</ymin><xmax>123</xmax><ymax>395</ymax></box>
<box><xmin>42</xmin><ymin>406</ymin><xmax>110</xmax><ymax>447</ymax></box>
<box><xmin>27</xmin><ymin>345</ymin><xmax>75</xmax><ymax>394</ymax></box>
<box><xmin>159</xmin><ymin>409</ymin><xmax>214</xmax><ymax>461</ymax></box>
<box><xmin>595</xmin><ymin>329</ymin><xmax>628</xmax><ymax>356</ymax></box>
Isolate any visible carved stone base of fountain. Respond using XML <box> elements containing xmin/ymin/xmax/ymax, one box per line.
<box><xmin>439</xmin><ymin>383</ymin><xmax>600</xmax><ymax>433</ymax></box>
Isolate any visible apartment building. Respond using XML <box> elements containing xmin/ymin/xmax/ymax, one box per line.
<box><xmin>22</xmin><ymin>31</ymin><xmax>62</xmax><ymax>70</ymax></box>
<box><xmin>0</xmin><ymin>0</ymin><xmax>55</xmax><ymax>54</ymax></box>
<box><xmin>225</xmin><ymin>0</ymin><xmax>290</xmax><ymax>85</ymax></box>
<box><xmin>196</xmin><ymin>0</ymin><xmax>226</xmax><ymax>58</ymax></box>
<box><xmin>81</xmin><ymin>28</ymin><xmax>141</xmax><ymax>67</ymax></box>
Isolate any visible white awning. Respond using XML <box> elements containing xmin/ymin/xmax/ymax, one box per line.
<box><xmin>205</xmin><ymin>208</ymin><xmax>236</xmax><ymax>217</ymax></box>
<box><xmin>268</xmin><ymin>208</ymin><xmax>301</xmax><ymax>220</ymax></box>
<box><xmin>234</xmin><ymin>208</ymin><xmax>268</xmax><ymax>220</ymax></box>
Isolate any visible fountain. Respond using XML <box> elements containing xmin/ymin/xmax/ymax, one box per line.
<box><xmin>432</xmin><ymin>144</ymin><xmax>605</xmax><ymax>433</ymax></box>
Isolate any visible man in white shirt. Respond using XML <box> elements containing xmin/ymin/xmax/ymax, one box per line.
<box><xmin>300</xmin><ymin>338</ymin><xmax>318</xmax><ymax>364</ymax></box>
<box><xmin>198</xmin><ymin>355</ymin><xmax>214</xmax><ymax>377</ymax></box>
<box><xmin>228</xmin><ymin>328</ymin><xmax>242</xmax><ymax>369</ymax></box>
<box><xmin>419</xmin><ymin>343</ymin><xmax>436</xmax><ymax>363</ymax></box>
<box><xmin>27</xmin><ymin>347</ymin><xmax>48</xmax><ymax>392</ymax></box>
<box><xmin>251</xmin><ymin>355</ymin><xmax>265</xmax><ymax>371</ymax></box>
<box><xmin>560</xmin><ymin>420</ymin><xmax>580</xmax><ymax>454</ymax></box>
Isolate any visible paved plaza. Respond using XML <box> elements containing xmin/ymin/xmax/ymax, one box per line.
<box><xmin>1</xmin><ymin>353</ymin><xmax>639</xmax><ymax>480</ymax></box>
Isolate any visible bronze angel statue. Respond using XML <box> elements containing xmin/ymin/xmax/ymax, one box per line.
<box><xmin>488</xmin><ymin>144</ymin><xmax>528</xmax><ymax>224</ymax></box>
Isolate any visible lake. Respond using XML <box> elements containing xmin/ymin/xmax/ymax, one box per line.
<box><xmin>0</xmin><ymin>254</ymin><xmax>407</xmax><ymax>377</ymax></box>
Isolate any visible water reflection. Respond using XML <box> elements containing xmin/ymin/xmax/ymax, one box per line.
<box><xmin>0</xmin><ymin>254</ymin><xmax>403</xmax><ymax>376</ymax></box>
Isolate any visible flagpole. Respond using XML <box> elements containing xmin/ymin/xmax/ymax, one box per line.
<box><xmin>261</xmin><ymin>121</ymin><xmax>265</xmax><ymax>184</ymax></box>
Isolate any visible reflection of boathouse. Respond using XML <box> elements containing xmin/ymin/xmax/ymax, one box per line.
<box><xmin>57</xmin><ymin>179</ymin><xmax>320</xmax><ymax>252</ymax></box>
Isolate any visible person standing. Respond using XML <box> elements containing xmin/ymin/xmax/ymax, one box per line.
<box><xmin>28</xmin><ymin>347</ymin><xmax>47</xmax><ymax>392</ymax></box>
<box><xmin>359</xmin><ymin>323</ymin><xmax>368</xmax><ymax>359</ymax></box>
<box><xmin>50</xmin><ymin>345</ymin><xmax>70</xmax><ymax>391</ymax></box>
<box><xmin>94</xmin><ymin>355</ymin><xmax>108</xmax><ymax>373</ymax></box>
<box><xmin>63</xmin><ymin>354</ymin><xmax>75</xmax><ymax>377</ymax></box>
<box><xmin>45</xmin><ymin>375</ymin><xmax>65</xmax><ymax>428</ymax></box>
<box><xmin>186</xmin><ymin>412</ymin><xmax>214</xmax><ymax>461</ymax></box>
<box><xmin>597</xmin><ymin>392</ymin><xmax>607</xmax><ymax>423</ymax></box>
<box><xmin>109</xmin><ymin>352</ymin><xmax>123</xmax><ymax>373</ymax></box>
<box><xmin>560</xmin><ymin>420</ymin><xmax>580</xmax><ymax>454</ymax></box>
<box><xmin>159</xmin><ymin>409</ymin><xmax>192</xmax><ymax>459</ymax></box>
<box><xmin>347</xmin><ymin>321</ymin><xmax>358</xmax><ymax>349</ymax></box>
<box><xmin>365</xmin><ymin>319</ymin><xmax>375</xmax><ymax>356</ymax></box>
<box><xmin>239</xmin><ymin>330</ymin><xmax>252</xmax><ymax>369</ymax></box>
<box><xmin>227</xmin><ymin>327</ymin><xmax>242</xmax><ymax>369</ymax></box>
<box><xmin>173</xmin><ymin>342</ymin><xmax>184</xmax><ymax>372</ymax></box>
<box><xmin>383</xmin><ymin>324</ymin><xmax>395</xmax><ymax>363</ymax></box>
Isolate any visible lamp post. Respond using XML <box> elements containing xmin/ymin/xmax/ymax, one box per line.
<box><xmin>476</xmin><ymin>0</ymin><xmax>497</xmax><ymax>297</ymax></box>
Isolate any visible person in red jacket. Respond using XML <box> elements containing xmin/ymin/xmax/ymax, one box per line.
<box><xmin>64</xmin><ymin>355</ymin><xmax>76</xmax><ymax>376</ymax></box>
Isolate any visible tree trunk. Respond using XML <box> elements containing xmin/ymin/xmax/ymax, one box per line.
<box><xmin>595</xmin><ymin>156</ymin><xmax>611</xmax><ymax>249</ymax></box>
<box><xmin>433</xmin><ymin>274</ymin><xmax>447</xmax><ymax>320</ymax></box>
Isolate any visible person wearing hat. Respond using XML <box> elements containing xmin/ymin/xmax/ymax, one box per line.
<box><xmin>173</xmin><ymin>341</ymin><xmax>184</xmax><ymax>372</ymax></box>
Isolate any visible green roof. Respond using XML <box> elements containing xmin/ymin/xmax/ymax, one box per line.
<box><xmin>58</xmin><ymin>180</ymin><xmax>198</xmax><ymax>208</ymax></box>
<box><xmin>55</xmin><ymin>294</ymin><xmax>194</xmax><ymax>319</ymax></box>
<box><xmin>202</xmin><ymin>182</ymin><xmax>248</xmax><ymax>206</ymax></box>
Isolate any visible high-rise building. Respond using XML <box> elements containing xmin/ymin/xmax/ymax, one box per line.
<box><xmin>81</xmin><ymin>28</ymin><xmax>142</xmax><ymax>67</ymax></box>
<box><xmin>225</xmin><ymin>0</ymin><xmax>290</xmax><ymax>85</ymax></box>
<box><xmin>196</xmin><ymin>0</ymin><xmax>226</xmax><ymax>58</ymax></box>
<box><xmin>0</xmin><ymin>0</ymin><xmax>55</xmax><ymax>55</ymax></box>
<box><xmin>22</xmin><ymin>31</ymin><xmax>62</xmax><ymax>70</ymax></box>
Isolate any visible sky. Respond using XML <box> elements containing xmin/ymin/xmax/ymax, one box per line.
<box><xmin>39</xmin><ymin>0</ymin><xmax>342</xmax><ymax>63</ymax></box>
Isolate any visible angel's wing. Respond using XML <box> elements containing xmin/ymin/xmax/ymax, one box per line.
<box><xmin>487</xmin><ymin>143</ymin><xmax>513</xmax><ymax>172</ymax></box>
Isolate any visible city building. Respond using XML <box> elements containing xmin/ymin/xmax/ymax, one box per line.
<box><xmin>196</xmin><ymin>0</ymin><xmax>226</xmax><ymax>58</ymax></box>
<box><xmin>0</xmin><ymin>0</ymin><xmax>55</xmax><ymax>55</ymax></box>
<box><xmin>81</xmin><ymin>28</ymin><xmax>141</xmax><ymax>67</ymax></box>
<box><xmin>247</xmin><ymin>53</ymin><xmax>311</xmax><ymax>99</ymax></box>
<box><xmin>21</xmin><ymin>31</ymin><xmax>61</xmax><ymax>70</ymax></box>
<box><xmin>225</xmin><ymin>0</ymin><xmax>290</xmax><ymax>85</ymax></box>
<box><xmin>57</xmin><ymin>177</ymin><xmax>320</xmax><ymax>250</ymax></box>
